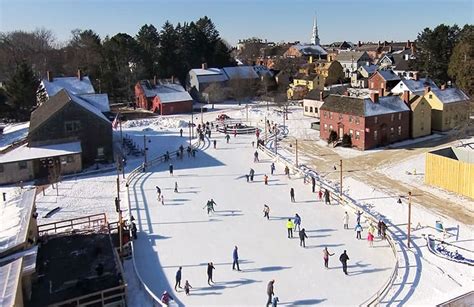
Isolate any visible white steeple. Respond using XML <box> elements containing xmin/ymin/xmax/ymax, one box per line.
<box><xmin>311</xmin><ymin>14</ymin><xmax>320</xmax><ymax>45</ymax></box>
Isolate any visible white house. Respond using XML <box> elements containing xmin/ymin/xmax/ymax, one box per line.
<box><xmin>335</xmin><ymin>51</ymin><xmax>371</xmax><ymax>77</ymax></box>
<box><xmin>391</xmin><ymin>78</ymin><xmax>438</xmax><ymax>96</ymax></box>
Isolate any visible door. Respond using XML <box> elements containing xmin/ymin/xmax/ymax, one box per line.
<box><xmin>338</xmin><ymin>127</ymin><xmax>344</xmax><ymax>139</ymax></box>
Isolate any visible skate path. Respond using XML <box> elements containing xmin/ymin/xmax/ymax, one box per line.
<box><xmin>130</xmin><ymin>132</ymin><xmax>394</xmax><ymax>306</ymax></box>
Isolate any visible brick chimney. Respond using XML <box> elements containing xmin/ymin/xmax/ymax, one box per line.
<box><xmin>77</xmin><ymin>69</ymin><xmax>83</xmax><ymax>81</ymax></box>
<box><xmin>378</xmin><ymin>88</ymin><xmax>385</xmax><ymax>97</ymax></box>
<box><xmin>370</xmin><ymin>92</ymin><xmax>379</xmax><ymax>103</ymax></box>
<box><xmin>413</xmin><ymin>72</ymin><xmax>419</xmax><ymax>81</ymax></box>
<box><xmin>402</xmin><ymin>90</ymin><xmax>410</xmax><ymax>104</ymax></box>
<box><xmin>358</xmin><ymin>41</ymin><xmax>362</xmax><ymax>47</ymax></box>
<box><xmin>424</xmin><ymin>86</ymin><xmax>431</xmax><ymax>95</ymax></box>
<box><xmin>378</xmin><ymin>40</ymin><xmax>381</xmax><ymax>47</ymax></box>
<box><xmin>46</xmin><ymin>71</ymin><xmax>53</xmax><ymax>82</ymax></box>
<box><xmin>389</xmin><ymin>46</ymin><xmax>393</xmax><ymax>53</ymax></box>
<box><xmin>202</xmin><ymin>63</ymin><xmax>208</xmax><ymax>70</ymax></box>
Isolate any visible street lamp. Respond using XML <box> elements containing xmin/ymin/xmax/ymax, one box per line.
<box><xmin>407</xmin><ymin>191</ymin><xmax>412</xmax><ymax>248</ymax></box>
<box><xmin>143</xmin><ymin>135</ymin><xmax>148</xmax><ymax>171</ymax></box>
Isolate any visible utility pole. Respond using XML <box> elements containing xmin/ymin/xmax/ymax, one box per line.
<box><xmin>143</xmin><ymin>135</ymin><xmax>147</xmax><ymax>171</ymax></box>
<box><xmin>407</xmin><ymin>191</ymin><xmax>412</xmax><ymax>248</ymax></box>
<box><xmin>189</xmin><ymin>121</ymin><xmax>192</xmax><ymax>144</ymax></box>
<box><xmin>340</xmin><ymin>159</ymin><xmax>343</xmax><ymax>196</ymax></box>
<box><xmin>246</xmin><ymin>104</ymin><xmax>249</xmax><ymax>123</ymax></box>
<box><xmin>191</xmin><ymin>110</ymin><xmax>194</xmax><ymax>139</ymax></box>
<box><xmin>275</xmin><ymin>128</ymin><xmax>278</xmax><ymax>155</ymax></box>
<box><xmin>295</xmin><ymin>139</ymin><xmax>298</xmax><ymax>167</ymax></box>
<box><xmin>264</xmin><ymin>115</ymin><xmax>267</xmax><ymax>142</ymax></box>
<box><xmin>201</xmin><ymin>106</ymin><xmax>204</xmax><ymax>124</ymax></box>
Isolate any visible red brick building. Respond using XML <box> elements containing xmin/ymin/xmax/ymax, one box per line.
<box><xmin>320</xmin><ymin>93</ymin><xmax>410</xmax><ymax>150</ymax></box>
<box><xmin>368</xmin><ymin>70</ymin><xmax>401</xmax><ymax>94</ymax></box>
<box><xmin>135</xmin><ymin>79</ymin><xmax>193</xmax><ymax>115</ymax></box>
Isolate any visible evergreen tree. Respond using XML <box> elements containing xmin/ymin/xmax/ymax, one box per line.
<box><xmin>158</xmin><ymin>21</ymin><xmax>179</xmax><ymax>78</ymax></box>
<box><xmin>448</xmin><ymin>25</ymin><xmax>474</xmax><ymax>95</ymax></box>
<box><xmin>136</xmin><ymin>24</ymin><xmax>160</xmax><ymax>79</ymax></box>
<box><xmin>64</xmin><ymin>29</ymin><xmax>103</xmax><ymax>79</ymax></box>
<box><xmin>413</xmin><ymin>24</ymin><xmax>461</xmax><ymax>84</ymax></box>
<box><xmin>5</xmin><ymin>61</ymin><xmax>40</xmax><ymax>120</ymax></box>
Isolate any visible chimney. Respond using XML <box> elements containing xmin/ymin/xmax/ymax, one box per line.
<box><xmin>378</xmin><ymin>40</ymin><xmax>381</xmax><ymax>47</ymax></box>
<box><xmin>410</xmin><ymin>43</ymin><xmax>416</xmax><ymax>55</ymax></box>
<box><xmin>202</xmin><ymin>63</ymin><xmax>208</xmax><ymax>70</ymax></box>
<box><xmin>77</xmin><ymin>69</ymin><xmax>83</xmax><ymax>81</ymax></box>
<box><xmin>402</xmin><ymin>90</ymin><xmax>410</xmax><ymax>104</ymax></box>
<box><xmin>383</xmin><ymin>41</ymin><xmax>387</xmax><ymax>47</ymax></box>
<box><xmin>358</xmin><ymin>40</ymin><xmax>362</xmax><ymax>47</ymax></box>
<box><xmin>46</xmin><ymin>71</ymin><xmax>53</xmax><ymax>82</ymax></box>
<box><xmin>441</xmin><ymin>84</ymin><xmax>446</xmax><ymax>90</ymax></box>
<box><xmin>389</xmin><ymin>46</ymin><xmax>393</xmax><ymax>53</ymax></box>
<box><xmin>319</xmin><ymin>91</ymin><xmax>324</xmax><ymax>101</ymax></box>
<box><xmin>370</xmin><ymin>92</ymin><xmax>379</xmax><ymax>103</ymax></box>
<box><xmin>153</xmin><ymin>75</ymin><xmax>157</xmax><ymax>86</ymax></box>
<box><xmin>424</xmin><ymin>86</ymin><xmax>431</xmax><ymax>95</ymax></box>
<box><xmin>413</xmin><ymin>72</ymin><xmax>419</xmax><ymax>81</ymax></box>
<box><xmin>378</xmin><ymin>88</ymin><xmax>385</xmax><ymax>97</ymax></box>
<box><xmin>309</xmin><ymin>56</ymin><xmax>313</xmax><ymax>64</ymax></box>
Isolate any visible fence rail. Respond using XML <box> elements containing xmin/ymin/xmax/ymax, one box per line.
<box><xmin>37</xmin><ymin>213</ymin><xmax>108</xmax><ymax>236</ymax></box>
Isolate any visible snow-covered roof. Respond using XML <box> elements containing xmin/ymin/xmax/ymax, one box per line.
<box><xmin>0</xmin><ymin>257</ymin><xmax>22</xmax><ymax>307</ymax></box>
<box><xmin>431</xmin><ymin>88</ymin><xmax>470</xmax><ymax>104</ymax></box>
<box><xmin>0</xmin><ymin>141</ymin><xmax>82</xmax><ymax>164</ymax></box>
<box><xmin>0</xmin><ymin>189</ymin><xmax>36</xmax><ymax>255</ymax></box>
<box><xmin>156</xmin><ymin>85</ymin><xmax>193</xmax><ymax>104</ymax></box>
<box><xmin>292</xmin><ymin>43</ymin><xmax>328</xmax><ymax>56</ymax></box>
<box><xmin>190</xmin><ymin>68</ymin><xmax>228</xmax><ymax>84</ymax></box>
<box><xmin>69</xmin><ymin>92</ymin><xmax>110</xmax><ymax>122</ymax></box>
<box><xmin>252</xmin><ymin>65</ymin><xmax>274</xmax><ymax>77</ymax></box>
<box><xmin>336</xmin><ymin>51</ymin><xmax>367</xmax><ymax>62</ymax></box>
<box><xmin>42</xmin><ymin>76</ymin><xmax>95</xmax><ymax>97</ymax></box>
<box><xmin>376</xmin><ymin>70</ymin><xmax>400</xmax><ymax>81</ymax></box>
<box><xmin>77</xmin><ymin>94</ymin><xmax>110</xmax><ymax>112</ymax></box>
<box><xmin>364</xmin><ymin>95</ymin><xmax>410</xmax><ymax>116</ymax></box>
<box><xmin>391</xmin><ymin>78</ymin><xmax>438</xmax><ymax>95</ymax></box>
<box><xmin>222</xmin><ymin>66</ymin><xmax>259</xmax><ymax>80</ymax></box>
<box><xmin>359</xmin><ymin>64</ymin><xmax>378</xmax><ymax>74</ymax></box>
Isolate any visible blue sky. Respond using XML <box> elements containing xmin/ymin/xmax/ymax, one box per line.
<box><xmin>0</xmin><ymin>0</ymin><xmax>472</xmax><ymax>45</ymax></box>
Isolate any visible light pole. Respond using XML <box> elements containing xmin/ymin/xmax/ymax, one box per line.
<box><xmin>188</xmin><ymin>121</ymin><xmax>192</xmax><ymax>144</ymax></box>
<box><xmin>407</xmin><ymin>191</ymin><xmax>412</xmax><ymax>248</ymax></box>
<box><xmin>143</xmin><ymin>135</ymin><xmax>148</xmax><ymax>171</ymax></box>
<box><xmin>295</xmin><ymin>139</ymin><xmax>298</xmax><ymax>167</ymax></box>
<box><xmin>339</xmin><ymin>159</ymin><xmax>343</xmax><ymax>196</ymax></box>
<box><xmin>201</xmin><ymin>106</ymin><xmax>204</xmax><ymax>125</ymax></box>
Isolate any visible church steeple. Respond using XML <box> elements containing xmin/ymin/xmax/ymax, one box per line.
<box><xmin>311</xmin><ymin>14</ymin><xmax>320</xmax><ymax>45</ymax></box>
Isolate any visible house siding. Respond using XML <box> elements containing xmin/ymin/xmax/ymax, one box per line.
<box><xmin>153</xmin><ymin>96</ymin><xmax>193</xmax><ymax>115</ymax></box>
<box><xmin>29</xmin><ymin>103</ymin><xmax>112</xmax><ymax>164</ymax></box>
<box><xmin>411</xmin><ymin>98</ymin><xmax>432</xmax><ymax>138</ymax></box>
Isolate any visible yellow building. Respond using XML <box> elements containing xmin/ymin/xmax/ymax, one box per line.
<box><xmin>423</xmin><ymin>87</ymin><xmax>470</xmax><ymax>132</ymax></box>
<box><xmin>402</xmin><ymin>92</ymin><xmax>432</xmax><ymax>139</ymax></box>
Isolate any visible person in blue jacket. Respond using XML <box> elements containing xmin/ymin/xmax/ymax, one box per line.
<box><xmin>232</xmin><ymin>246</ymin><xmax>241</xmax><ymax>271</ymax></box>
<box><xmin>294</xmin><ymin>214</ymin><xmax>301</xmax><ymax>231</ymax></box>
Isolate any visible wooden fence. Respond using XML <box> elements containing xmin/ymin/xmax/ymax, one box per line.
<box><xmin>425</xmin><ymin>152</ymin><xmax>474</xmax><ymax>199</ymax></box>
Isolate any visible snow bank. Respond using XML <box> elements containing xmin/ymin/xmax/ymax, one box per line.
<box><xmin>123</xmin><ymin>118</ymin><xmax>188</xmax><ymax>130</ymax></box>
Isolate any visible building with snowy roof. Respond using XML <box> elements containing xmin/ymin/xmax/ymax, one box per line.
<box><xmin>421</xmin><ymin>87</ymin><xmax>470</xmax><ymax>132</ymax></box>
<box><xmin>320</xmin><ymin>92</ymin><xmax>410</xmax><ymax>150</ymax></box>
<box><xmin>368</xmin><ymin>69</ymin><xmax>401</xmax><ymax>94</ymax></box>
<box><xmin>135</xmin><ymin>78</ymin><xmax>193</xmax><ymax>115</ymax></box>
<box><xmin>28</xmin><ymin>89</ymin><xmax>113</xmax><ymax>166</ymax></box>
<box><xmin>391</xmin><ymin>77</ymin><xmax>438</xmax><ymax>96</ymax></box>
<box><xmin>335</xmin><ymin>51</ymin><xmax>371</xmax><ymax>77</ymax></box>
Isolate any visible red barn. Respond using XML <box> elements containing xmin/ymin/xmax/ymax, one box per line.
<box><xmin>135</xmin><ymin>79</ymin><xmax>193</xmax><ymax>115</ymax></box>
<box><xmin>320</xmin><ymin>92</ymin><xmax>410</xmax><ymax>150</ymax></box>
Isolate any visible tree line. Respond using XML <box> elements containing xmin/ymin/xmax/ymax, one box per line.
<box><xmin>0</xmin><ymin>16</ymin><xmax>235</xmax><ymax>120</ymax></box>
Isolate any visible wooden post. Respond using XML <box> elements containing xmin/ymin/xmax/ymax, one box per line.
<box><xmin>143</xmin><ymin>135</ymin><xmax>147</xmax><ymax>171</ymax></box>
<box><xmin>118</xmin><ymin>209</ymin><xmax>123</xmax><ymax>255</ymax></box>
<box><xmin>340</xmin><ymin>159</ymin><xmax>343</xmax><ymax>196</ymax></box>
<box><xmin>189</xmin><ymin>121</ymin><xmax>192</xmax><ymax>144</ymax></box>
<box><xmin>295</xmin><ymin>139</ymin><xmax>298</xmax><ymax>167</ymax></box>
<box><xmin>407</xmin><ymin>191</ymin><xmax>412</xmax><ymax>248</ymax></box>
<box><xmin>119</xmin><ymin>116</ymin><xmax>123</xmax><ymax>148</ymax></box>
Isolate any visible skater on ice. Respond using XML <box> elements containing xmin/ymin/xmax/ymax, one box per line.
<box><xmin>213</xmin><ymin>139</ymin><xmax>217</xmax><ymax>149</ymax></box>
<box><xmin>263</xmin><ymin>205</ymin><xmax>270</xmax><ymax>220</ymax></box>
<box><xmin>266</xmin><ymin>279</ymin><xmax>275</xmax><ymax>307</ymax></box>
<box><xmin>311</xmin><ymin>176</ymin><xmax>316</xmax><ymax>193</ymax></box>
<box><xmin>299</xmin><ymin>228</ymin><xmax>308</xmax><ymax>247</ymax></box>
<box><xmin>339</xmin><ymin>250</ymin><xmax>350</xmax><ymax>275</ymax></box>
<box><xmin>355</xmin><ymin>223</ymin><xmax>363</xmax><ymax>239</ymax></box>
<box><xmin>318</xmin><ymin>189</ymin><xmax>323</xmax><ymax>201</ymax></box>
<box><xmin>323</xmin><ymin>247</ymin><xmax>334</xmax><ymax>268</ymax></box>
<box><xmin>207</xmin><ymin>262</ymin><xmax>215</xmax><ymax>285</ymax></box>
<box><xmin>290</xmin><ymin>188</ymin><xmax>295</xmax><ymax>202</ymax></box>
<box><xmin>175</xmin><ymin>267</ymin><xmax>182</xmax><ymax>291</ymax></box>
<box><xmin>286</xmin><ymin>219</ymin><xmax>294</xmax><ymax>238</ymax></box>
<box><xmin>249</xmin><ymin>168</ymin><xmax>255</xmax><ymax>181</ymax></box>
<box><xmin>264</xmin><ymin>174</ymin><xmax>268</xmax><ymax>185</ymax></box>
<box><xmin>184</xmin><ymin>280</ymin><xmax>192</xmax><ymax>295</ymax></box>
<box><xmin>343</xmin><ymin>211</ymin><xmax>349</xmax><ymax>229</ymax></box>
<box><xmin>324</xmin><ymin>189</ymin><xmax>331</xmax><ymax>205</ymax></box>
<box><xmin>169</xmin><ymin>164</ymin><xmax>174</xmax><ymax>176</ymax></box>
<box><xmin>294</xmin><ymin>213</ymin><xmax>301</xmax><ymax>231</ymax></box>
<box><xmin>254</xmin><ymin>150</ymin><xmax>259</xmax><ymax>162</ymax></box>
<box><xmin>232</xmin><ymin>246</ymin><xmax>241</xmax><ymax>271</ymax></box>
<box><xmin>174</xmin><ymin>181</ymin><xmax>178</xmax><ymax>193</ymax></box>
<box><xmin>356</xmin><ymin>211</ymin><xmax>363</xmax><ymax>224</ymax></box>
<box><xmin>270</xmin><ymin>162</ymin><xmax>275</xmax><ymax>175</ymax></box>
<box><xmin>161</xmin><ymin>195</ymin><xmax>165</xmax><ymax>205</ymax></box>
<box><xmin>161</xmin><ymin>291</ymin><xmax>174</xmax><ymax>305</ymax></box>
<box><xmin>156</xmin><ymin>186</ymin><xmax>161</xmax><ymax>198</ymax></box>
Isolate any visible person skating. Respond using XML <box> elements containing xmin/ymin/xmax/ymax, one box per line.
<box><xmin>161</xmin><ymin>291</ymin><xmax>174</xmax><ymax>305</ymax></box>
<box><xmin>368</xmin><ymin>231</ymin><xmax>374</xmax><ymax>247</ymax></box>
<box><xmin>203</xmin><ymin>200</ymin><xmax>214</xmax><ymax>215</ymax></box>
<box><xmin>225</xmin><ymin>134</ymin><xmax>230</xmax><ymax>143</ymax></box>
<box><xmin>180</xmin><ymin>128</ymin><xmax>183</xmax><ymax>137</ymax></box>
<box><xmin>156</xmin><ymin>186</ymin><xmax>161</xmax><ymax>199</ymax></box>
<box><xmin>284</xmin><ymin>165</ymin><xmax>290</xmax><ymax>178</ymax></box>
<box><xmin>179</xmin><ymin>145</ymin><xmax>184</xmax><ymax>158</ymax></box>
<box><xmin>246</xmin><ymin>174</ymin><xmax>250</xmax><ymax>182</ymax></box>
<box><xmin>213</xmin><ymin>139</ymin><xmax>217</xmax><ymax>149</ymax></box>
<box><xmin>209</xmin><ymin>198</ymin><xmax>217</xmax><ymax>212</ymax></box>
<box><xmin>290</xmin><ymin>188</ymin><xmax>295</xmax><ymax>202</ymax></box>
<box><xmin>249</xmin><ymin>168</ymin><xmax>255</xmax><ymax>181</ymax></box>
<box><xmin>293</xmin><ymin>213</ymin><xmax>301</xmax><ymax>231</ymax></box>
<box><xmin>254</xmin><ymin>150</ymin><xmax>259</xmax><ymax>162</ymax></box>
<box><xmin>323</xmin><ymin>247</ymin><xmax>334</xmax><ymax>268</ymax></box>
<box><xmin>368</xmin><ymin>223</ymin><xmax>376</xmax><ymax>236</ymax></box>
<box><xmin>272</xmin><ymin>296</ymin><xmax>279</xmax><ymax>307</ymax></box>
<box><xmin>266</xmin><ymin>279</ymin><xmax>275</xmax><ymax>307</ymax></box>
<box><xmin>380</xmin><ymin>220</ymin><xmax>387</xmax><ymax>239</ymax></box>
<box><xmin>161</xmin><ymin>195</ymin><xmax>165</xmax><ymax>205</ymax></box>
<box><xmin>377</xmin><ymin>219</ymin><xmax>383</xmax><ymax>237</ymax></box>
<box><xmin>169</xmin><ymin>164</ymin><xmax>174</xmax><ymax>176</ymax></box>
<box><xmin>184</xmin><ymin>280</ymin><xmax>192</xmax><ymax>295</ymax></box>
<box><xmin>355</xmin><ymin>223</ymin><xmax>363</xmax><ymax>239</ymax></box>
<box><xmin>232</xmin><ymin>246</ymin><xmax>241</xmax><ymax>271</ymax></box>
<box><xmin>263</xmin><ymin>205</ymin><xmax>270</xmax><ymax>220</ymax></box>
<box><xmin>343</xmin><ymin>211</ymin><xmax>349</xmax><ymax>229</ymax></box>
<box><xmin>311</xmin><ymin>176</ymin><xmax>316</xmax><ymax>193</ymax></box>
<box><xmin>356</xmin><ymin>211</ymin><xmax>363</xmax><ymax>224</ymax></box>
<box><xmin>187</xmin><ymin>146</ymin><xmax>191</xmax><ymax>157</ymax></box>
<box><xmin>270</xmin><ymin>162</ymin><xmax>275</xmax><ymax>175</ymax></box>
<box><xmin>324</xmin><ymin>189</ymin><xmax>331</xmax><ymax>205</ymax></box>
<box><xmin>174</xmin><ymin>181</ymin><xmax>178</xmax><ymax>193</ymax></box>
<box><xmin>339</xmin><ymin>250</ymin><xmax>350</xmax><ymax>275</ymax></box>
<box><xmin>264</xmin><ymin>174</ymin><xmax>268</xmax><ymax>185</ymax></box>
<box><xmin>286</xmin><ymin>219</ymin><xmax>294</xmax><ymax>238</ymax></box>
<box><xmin>131</xmin><ymin>222</ymin><xmax>137</xmax><ymax>240</ymax></box>
<box><xmin>299</xmin><ymin>228</ymin><xmax>308</xmax><ymax>247</ymax></box>
<box><xmin>318</xmin><ymin>189</ymin><xmax>323</xmax><ymax>201</ymax></box>
<box><xmin>174</xmin><ymin>267</ymin><xmax>182</xmax><ymax>291</ymax></box>
<box><xmin>207</xmin><ymin>262</ymin><xmax>215</xmax><ymax>285</ymax></box>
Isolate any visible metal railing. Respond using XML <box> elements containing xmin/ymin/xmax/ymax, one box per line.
<box><xmin>37</xmin><ymin>213</ymin><xmax>108</xmax><ymax>236</ymax></box>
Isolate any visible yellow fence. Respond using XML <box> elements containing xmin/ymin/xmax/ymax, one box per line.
<box><xmin>425</xmin><ymin>153</ymin><xmax>474</xmax><ymax>199</ymax></box>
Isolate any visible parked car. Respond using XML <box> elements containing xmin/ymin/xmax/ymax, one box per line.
<box><xmin>216</xmin><ymin>114</ymin><xmax>230</xmax><ymax>121</ymax></box>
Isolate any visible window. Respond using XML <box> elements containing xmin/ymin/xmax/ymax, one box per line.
<box><xmin>324</xmin><ymin>111</ymin><xmax>327</xmax><ymax>118</ymax></box>
<box><xmin>310</xmin><ymin>107</ymin><xmax>313</xmax><ymax>113</ymax></box>
<box><xmin>349</xmin><ymin>116</ymin><xmax>353</xmax><ymax>123</ymax></box>
<box><xmin>324</xmin><ymin>124</ymin><xmax>328</xmax><ymax>131</ymax></box>
<box><xmin>18</xmin><ymin>161</ymin><xmax>27</xmax><ymax>170</ymax></box>
<box><xmin>65</xmin><ymin>120</ymin><xmax>81</xmax><ymax>132</ymax></box>
<box><xmin>398</xmin><ymin>126</ymin><xmax>402</xmax><ymax>136</ymax></box>
<box><xmin>349</xmin><ymin>129</ymin><xmax>354</xmax><ymax>138</ymax></box>
<box><xmin>305</xmin><ymin>106</ymin><xmax>308</xmax><ymax>112</ymax></box>
<box><xmin>374</xmin><ymin>116</ymin><xmax>378</xmax><ymax>124</ymax></box>
<box><xmin>374</xmin><ymin>130</ymin><xmax>378</xmax><ymax>140</ymax></box>
<box><xmin>329</xmin><ymin>112</ymin><xmax>333</xmax><ymax>119</ymax></box>
<box><xmin>329</xmin><ymin>125</ymin><xmax>333</xmax><ymax>131</ymax></box>
<box><xmin>355</xmin><ymin>131</ymin><xmax>360</xmax><ymax>140</ymax></box>
<box><xmin>390</xmin><ymin>127</ymin><xmax>394</xmax><ymax>135</ymax></box>
<box><xmin>67</xmin><ymin>156</ymin><xmax>75</xmax><ymax>163</ymax></box>
<box><xmin>370</xmin><ymin>82</ymin><xmax>374</xmax><ymax>88</ymax></box>
<box><xmin>97</xmin><ymin>147</ymin><xmax>105</xmax><ymax>158</ymax></box>
<box><xmin>391</xmin><ymin>114</ymin><xmax>394</xmax><ymax>122</ymax></box>
<box><xmin>355</xmin><ymin>117</ymin><xmax>360</xmax><ymax>125</ymax></box>
<box><xmin>339</xmin><ymin>114</ymin><xmax>343</xmax><ymax>120</ymax></box>
<box><xmin>398</xmin><ymin>113</ymin><xmax>402</xmax><ymax>120</ymax></box>
<box><xmin>429</xmin><ymin>94</ymin><xmax>433</xmax><ymax>99</ymax></box>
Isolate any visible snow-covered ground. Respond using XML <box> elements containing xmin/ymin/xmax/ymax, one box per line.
<box><xmin>1</xmin><ymin>101</ymin><xmax>472</xmax><ymax>306</ymax></box>
<box><xmin>0</xmin><ymin>122</ymin><xmax>29</xmax><ymax>151</ymax></box>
